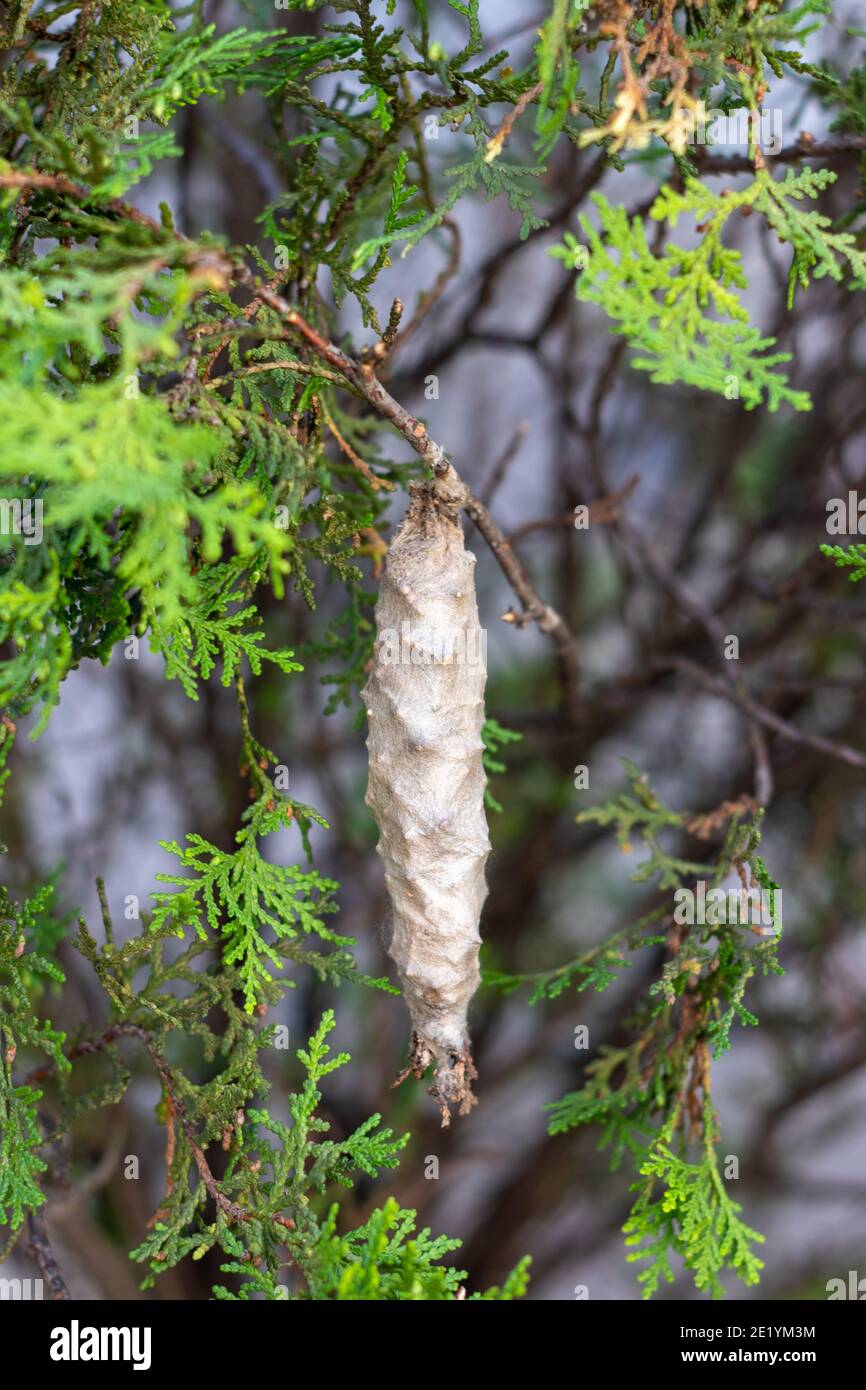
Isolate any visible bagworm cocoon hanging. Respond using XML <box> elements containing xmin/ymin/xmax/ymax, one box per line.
<box><xmin>363</xmin><ymin>478</ymin><xmax>490</xmax><ymax>1125</ymax></box>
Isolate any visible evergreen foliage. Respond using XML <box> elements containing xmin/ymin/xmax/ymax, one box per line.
<box><xmin>0</xmin><ymin>0</ymin><xmax>861</xmax><ymax>1299</ymax></box>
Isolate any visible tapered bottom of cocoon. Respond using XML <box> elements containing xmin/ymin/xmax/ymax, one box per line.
<box><xmin>393</xmin><ymin>1034</ymin><xmax>478</xmax><ymax>1128</ymax></box>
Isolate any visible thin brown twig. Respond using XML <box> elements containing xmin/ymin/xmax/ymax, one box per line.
<box><xmin>25</xmin><ymin>1211</ymin><xmax>70</xmax><ymax>1300</ymax></box>
<box><xmin>464</xmin><ymin>496</ymin><xmax>582</xmax><ymax>725</ymax></box>
<box><xmin>322</xmin><ymin>406</ymin><xmax>395</xmax><ymax>491</ymax></box>
<box><xmin>25</xmin><ymin>1024</ymin><xmax>135</xmax><ymax>1085</ymax></box>
<box><xmin>749</xmin><ymin>722</ymin><xmax>774</xmax><ymax>808</ymax></box>
<box><xmin>0</xmin><ymin>170</ymin><xmax>163</xmax><ymax>231</ymax></box>
<box><xmin>133</xmin><ymin>1027</ymin><xmax>253</xmax><ymax>1224</ymax></box>
<box><xmin>654</xmin><ymin>654</ymin><xmax>866</xmax><ymax>774</ymax></box>
<box><xmin>509</xmin><ymin>474</ymin><xmax>640</xmax><ymax>541</ymax></box>
<box><xmin>697</xmin><ymin>132</ymin><xmax>866</xmax><ymax>175</ymax></box>
<box><xmin>206</xmin><ymin>359</ymin><xmax>347</xmax><ymax>388</ymax></box>
<box><xmin>619</xmin><ymin>516</ymin><xmax>729</xmax><ymax>665</ymax></box>
<box><xmin>485</xmin><ymin>79</ymin><xmax>545</xmax><ymax>163</ymax></box>
<box><xmin>479</xmin><ymin>421</ymin><xmax>529</xmax><ymax>506</ymax></box>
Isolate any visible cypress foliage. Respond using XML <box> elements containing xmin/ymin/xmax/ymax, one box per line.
<box><xmin>0</xmin><ymin>0</ymin><xmax>863</xmax><ymax>1300</ymax></box>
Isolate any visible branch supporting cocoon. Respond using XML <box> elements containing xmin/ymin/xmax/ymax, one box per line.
<box><xmin>363</xmin><ymin>478</ymin><xmax>490</xmax><ymax>1125</ymax></box>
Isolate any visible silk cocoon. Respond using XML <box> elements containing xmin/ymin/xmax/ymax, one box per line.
<box><xmin>363</xmin><ymin>480</ymin><xmax>490</xmax><ymax>1123</ymax></box>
